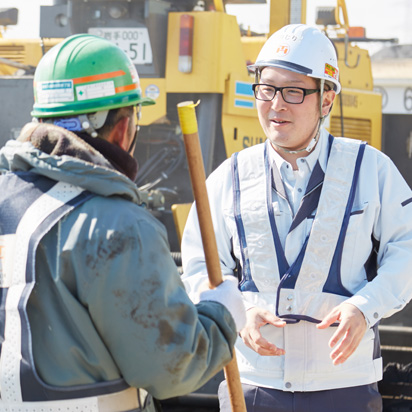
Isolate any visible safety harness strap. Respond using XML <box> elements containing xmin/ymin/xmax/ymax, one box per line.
<box><xmin>277</xmin><ymin>139</ymin><xmax>367</xmax><ymax>322</ymax></box>
<box><xmin>0</xmin><ymin>181</ymin><xmax>86</xmax><ymax>403</ymax></box>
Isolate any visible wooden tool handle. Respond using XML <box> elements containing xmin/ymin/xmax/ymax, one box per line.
<box><xmin>177</xmin><ymin>101</ymin><xmax>247</xmax><ymax>412</ymax></box>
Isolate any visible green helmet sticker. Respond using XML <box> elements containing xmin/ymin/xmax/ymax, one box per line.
<box><xmin>32</xmin><ymin>33</ymin><xmax>155</xmax><ymax>118</ymax></box>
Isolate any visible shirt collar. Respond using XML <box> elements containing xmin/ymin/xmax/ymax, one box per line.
<box><xmin>268</xmin><ymin>127</ymin><xmax>330</xmax><ymax>174</ymax></box>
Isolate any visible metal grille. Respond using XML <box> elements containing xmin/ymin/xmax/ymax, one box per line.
<box><xmin>330</xmin><ymin>116</ymin><xmax>372</xmax><ymax>145</ymax></box>
<box><xmin>0</xmin><ymin>45</ymin><xmax>25</xmax><ymax>63</ymax></box>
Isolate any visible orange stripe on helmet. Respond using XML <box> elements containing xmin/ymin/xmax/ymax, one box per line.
<box><xmin>115</xmin><ymin>83</ymin><xmax>139</xmax><ymax>94</ymax></box>
<box><xmin>72</xmin><ymin>70</ymin><xmax>126</xmax><ymax>85</ymax></box>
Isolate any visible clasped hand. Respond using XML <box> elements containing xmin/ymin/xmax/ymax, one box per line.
<box><xmin>239</xmin><ymin>303</ymin><xmax>367</xmax><ymax>365</ymax></box>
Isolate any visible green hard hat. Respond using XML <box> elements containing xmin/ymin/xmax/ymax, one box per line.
<box><xmin>31</xmin><ymin>33</ymin><xmax>155</xmax><ymax>118</ymax></box>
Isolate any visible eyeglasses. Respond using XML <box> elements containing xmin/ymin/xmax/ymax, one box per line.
<box><xmin>252</xmin><ymin>83</ymin><xmax>320</xmax><ymax>104</ymax></box>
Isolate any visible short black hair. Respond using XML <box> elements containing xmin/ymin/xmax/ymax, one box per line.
<box><xmin>98</xmin><ymin>106</ymin><xmax>134</xmax><ymax>139</ymax></box>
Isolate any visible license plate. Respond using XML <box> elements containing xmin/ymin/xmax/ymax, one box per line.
<box><xmin>88</xmin><ymin>27</ymin><xmax>153</xmax><ymax>65</ymax></box>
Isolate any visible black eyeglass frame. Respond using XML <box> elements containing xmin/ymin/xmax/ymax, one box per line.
<box><xmin>252</xmin><ymin>83</ymin><xmax>320</xmax><ymax>104</ymax></box>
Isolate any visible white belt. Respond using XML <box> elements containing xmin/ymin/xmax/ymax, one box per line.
<box><xmin>0</xmin><ymin>387</ymin><xmax>145</xmax><ymax>412</ymax></box>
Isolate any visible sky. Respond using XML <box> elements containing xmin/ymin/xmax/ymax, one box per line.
<box><xmin>1</xmin><ymin>0</ymin><xmax>411</xmax><ymax>56</ymax></box>
<box><xmin>227</xmin><ymin>0</ymin><xmax>412</xmax><ymax>55</ymax></box>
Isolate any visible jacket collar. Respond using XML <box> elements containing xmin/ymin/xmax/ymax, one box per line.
<box><xmin>17</xmin><ymin>122</ymin><xmax>138</xmax><ymax>181</ymax></box>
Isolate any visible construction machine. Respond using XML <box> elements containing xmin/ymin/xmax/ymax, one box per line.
<box><xmin>0</xmin><ymin>0</ymin><xmax>383</xmax><ymax>251</ymax></box>
<box><xmin>0</xmin><ymin>1</ymin><xmax>410</xmax><ymax>410</ymax></box>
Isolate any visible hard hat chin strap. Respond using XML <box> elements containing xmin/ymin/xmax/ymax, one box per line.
<box><xmin>39</xmin><ymin>110</ymin><xmax>110</xmax><ymax>138</ymax></box>
<box><xmin>271</xmin><ymin>116</ymin><xmax>324</xmax><ymax>155</ymax></box>
<box><xmin>78</xmin><ymin>111</ymin><xmax>109</xmax><ymax>138</ymax></box>
<box><xmin>78</xmin><ymin>114</ymin><xmax>99</xmax><ymax>138</ymax></box>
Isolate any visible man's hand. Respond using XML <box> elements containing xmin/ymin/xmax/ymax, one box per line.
<box><xmin>239</xmin><ymin>306</ymin><xmax>286</xmax><ymax>356</ymax></box>
<box><xmin>317</xmin><ymin>302</ymin><xmax>367</xmax><ymax>365</ymax></box>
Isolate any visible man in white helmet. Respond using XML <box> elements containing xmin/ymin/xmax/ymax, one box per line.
<box><xmin>181</xmin><ymin>24</ymin><xmax>412</xmax><ymax>411</ymax></box>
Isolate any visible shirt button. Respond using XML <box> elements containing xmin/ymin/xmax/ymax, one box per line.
<box><xmin>285</xmin><ymin>382</ymin><xmax>292</xmax><ymax>389</ymax></box>
<box><xmin>286</xmin><ymin>305</ymin><xmax>292</xmax><ymax>311</ymax></box>
<box><xmin>287</xmin><ymin>295</ymin><xmax>293</xmax><ymax>301</ymax></box>
<box><xmin>374</xmin><ymin>312</ymin><xmax>379</xmax><ymax>319</ymax></box>
<box><xmin>297</xmin><ymin>188</ymin><xmax>302</xmax><ymax>193</ymax></box>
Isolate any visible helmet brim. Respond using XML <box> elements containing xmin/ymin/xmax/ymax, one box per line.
<box><xmin>139</xmin><ymin>97</ymin><xmax>156</xmax><ymax>106</ymax></box>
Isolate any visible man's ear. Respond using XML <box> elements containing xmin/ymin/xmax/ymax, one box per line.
<box><xmin>322</xmin><ymin>90</ymin><xmax>336</xmax><ymax>117</ymax></box>
<box><xmin>106</xmin><ymin>116</ymin><xmax>130</xmax><ymax>151</ymax></box>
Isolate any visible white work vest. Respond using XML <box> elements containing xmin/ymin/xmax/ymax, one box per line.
<box><xmin>232</xmin><ymin>136</ymin><xmax>367</xmax><ymax>321</ymax></box>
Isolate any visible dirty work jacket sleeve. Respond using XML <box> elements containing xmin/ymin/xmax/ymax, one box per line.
<box><xmin>32</xmin><ymin>195</ymin><xmax>237</xmax><ymax>400</ymax></box>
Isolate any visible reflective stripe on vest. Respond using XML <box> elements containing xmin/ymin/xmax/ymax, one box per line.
<box><xmin>0</xmin><ymin>387</ymin><xmax>145</xmax><ymax>412</ymax></box>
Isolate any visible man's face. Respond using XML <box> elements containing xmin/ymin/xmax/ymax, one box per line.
<box><xmin>256</xmin><ymin>67</ymin><xmax>330</xmax><ymax>154</ymax></box>
<box><xmin>126</xmin><ymin>105</ymin><xmax>140</xmax><ymax>154</ymax></box>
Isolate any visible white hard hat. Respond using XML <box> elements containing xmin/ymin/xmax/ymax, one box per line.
<box><xmin>248</xmin><ymin>24</ymin><xmax>341</xmax><ymax>94</ymax></box>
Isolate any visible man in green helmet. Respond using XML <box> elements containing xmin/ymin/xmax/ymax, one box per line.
<box><xmin>0</xmin><ymin>34</ymin><xmax>246</xmax><ymax>411</ymax></box>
